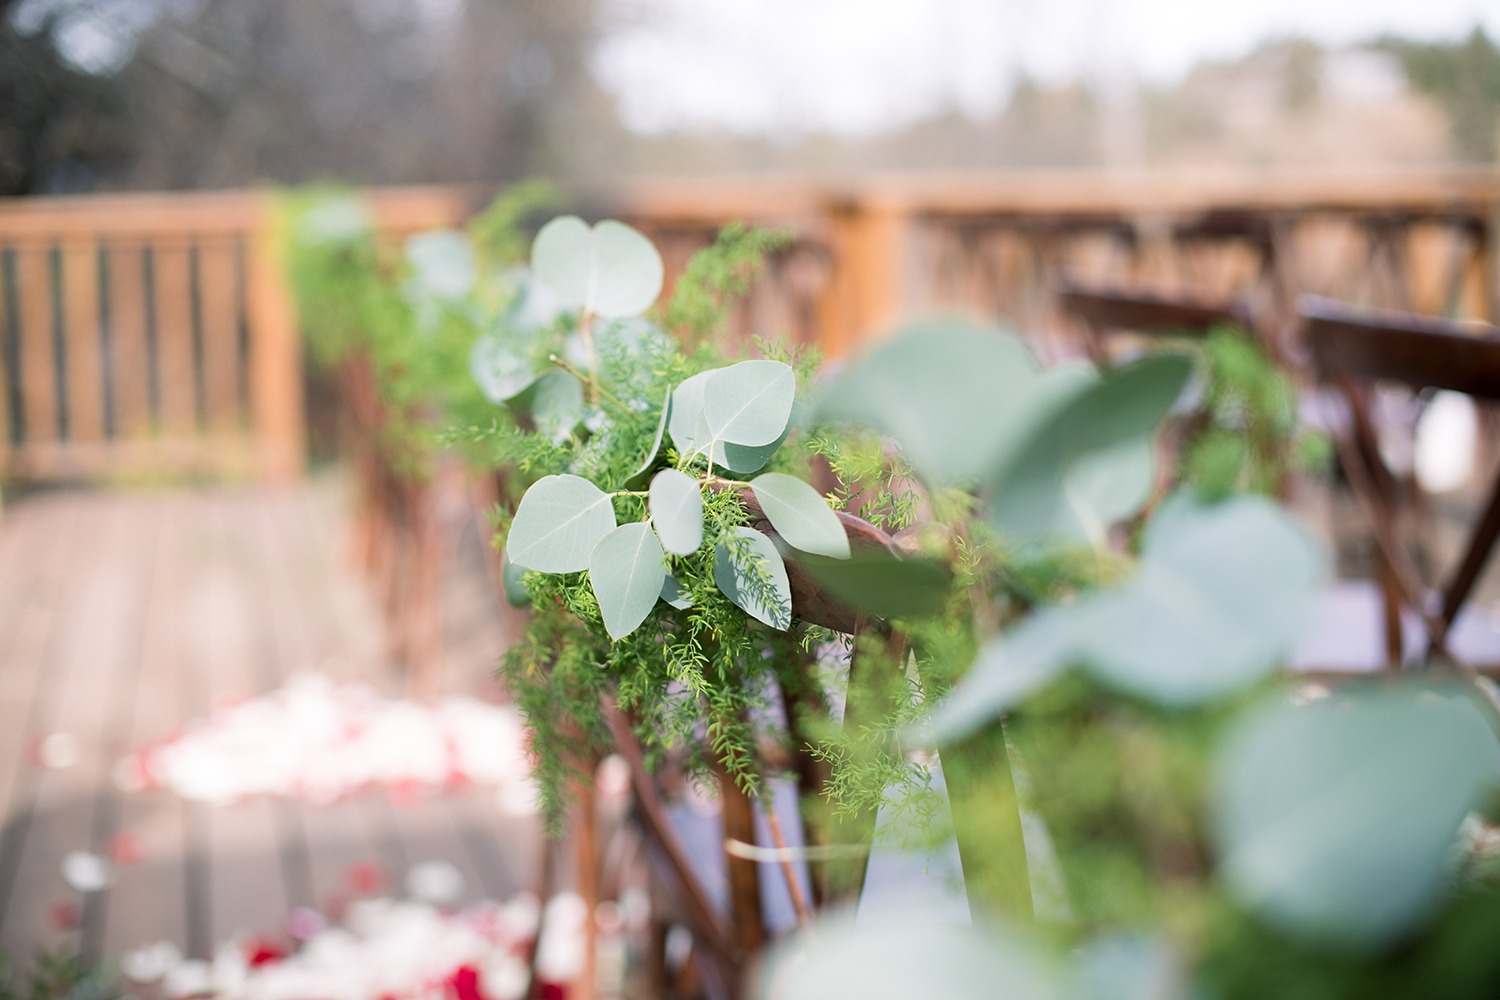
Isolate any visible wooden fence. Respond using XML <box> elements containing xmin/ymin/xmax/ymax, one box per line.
<box><xmin>3</xmin><ymin>170</ymin><xmax>1499</xmax><ymax>483</ymax></box>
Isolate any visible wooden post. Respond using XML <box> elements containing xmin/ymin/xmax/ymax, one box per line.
<box><xmin>818</xmin><ymin>192</ymin><xmax>912</xmax><ymax>357</ymax></box>
<box><xmin>247</xmin><ymin>202</ymin><xmax>305</xmax><ymax>485</ymax></box>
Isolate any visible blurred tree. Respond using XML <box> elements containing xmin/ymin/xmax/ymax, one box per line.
<box><xmin>0</xmin><ymin>0</ymin><xmax>130</xmax><ymax>194</ymax></box>
<box><xmin>1380</xmin><ymin>27</ymin><xmax>1500</xmax><ymax>163</ymax></box>
<box><xmin>110</xmin><ymin>0</ymin><xmax>612</xmax><ymax>189</ymax></box>
<box><xmin>2</xmin><ymin>0</ymin><xmax>614</xmax><ymax>192</ymax></box>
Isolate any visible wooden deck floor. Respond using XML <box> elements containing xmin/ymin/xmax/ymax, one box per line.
<box><xmin>0</xmin><ymin>477</ymin><xmax>541</xmax><ymax>966</ymax></box>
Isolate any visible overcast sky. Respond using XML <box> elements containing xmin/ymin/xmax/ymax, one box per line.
<box><xmin>595</xmin><ymin>0</ymin><xmax>1500</xmax><ymax>134</ymax></box>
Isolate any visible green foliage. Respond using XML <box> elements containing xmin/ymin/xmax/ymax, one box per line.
<box><xmin>0</xmin><ymin>951</ymin><xmax>124</xmax><ymax>1000</ymax></box>
<box><xmin>1181</xmin><ymin>327</ymin><xmax>1326</xmax><ymax>500</ymax></box>
<box><xmin>660</xmin><ymin>223</ymin><xmax>792</xmax><ymax>342</ymax></box>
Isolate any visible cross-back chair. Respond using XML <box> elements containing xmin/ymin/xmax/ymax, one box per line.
<box><xmin>1298</xmin><ymin>295</ymin><xmax>1500</xmax><ymax>676</ymax></box>
<box><xmin>1055</xmin><ymin>273</ymin><xmax>1256</xmax><ymax>366</ymax></box>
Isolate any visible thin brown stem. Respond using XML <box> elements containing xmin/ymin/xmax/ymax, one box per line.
<box><xmin>764</xmin><ymin>808</ymin><xmax>812</xmax><ymax>928</ymax></box>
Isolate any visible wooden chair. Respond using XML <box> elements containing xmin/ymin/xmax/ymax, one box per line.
<box><xmin>1055</xmin><ymin>272</ymin><xmax>1256</xmax><ymax>366</ymax></box>
<box><xmin>1297</xmin><ymin>295</ymin><xmax>1500</xmax><ymax>676</ymax></box>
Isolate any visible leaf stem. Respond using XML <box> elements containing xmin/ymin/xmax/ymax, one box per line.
<box><xmin>548</xmin><ymin>353</ymin><xmax>626</xmax><ymax>408</ymax></box>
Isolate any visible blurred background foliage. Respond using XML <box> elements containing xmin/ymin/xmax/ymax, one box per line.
<box><xmin>2</xmin><ymin>0</ymin><xmax>1499</xmax><ymax>196</ymax></box>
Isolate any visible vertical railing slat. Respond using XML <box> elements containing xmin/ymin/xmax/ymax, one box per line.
<box><xmin>247</xmin><ymin>210</ymin><xmax>305</xmax><ymax>484</ymax></box>
<box><xmin>106</xmin><ymin>243</ymin><xmax>152</xmax><ymax>442</ymax></box>
<box><xmin>14</xmin><ymin>245</ymin><xmax>59</xmax><ymax>459</ymax></box>
<box><xmin>62</xmin><ymin>239</ymin><xmax>105</xmax><ymax>446</ymax></box>
<box><xmin>152</xmin><ymin>240</ymin><xmax>197</xmax><ymax>438</ymax></box>
<box><xmin>197</xmin><ymin>238</ymin><xmax>242</xmax><ymax>438</ymax></box>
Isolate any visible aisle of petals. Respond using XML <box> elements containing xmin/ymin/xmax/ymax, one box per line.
<box><xmin>114</xmin><ymin>674</ymin><xmax>537</xmax><ymax>809</ymax></box>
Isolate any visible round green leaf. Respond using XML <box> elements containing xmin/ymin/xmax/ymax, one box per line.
<box><xmin>649</xmin><ymin>469</ymin><xmax>704</xmax><ymax>556</ymax></box>
<box><xmin>758</xmin><ymin>916</ymin><xmax>1062</xmax><ymax>1000</ymax></box>
<box><xmin>800</xmin><ymin>551</ymin><xmax>952</xmax><ymax>620</ymax></box>
<box><xmin>749</xmin><ymin>473</ymin><xmax>849</xmax><ymax>559</ymax></box>
<box><xmin>1078</xmin><ymin>494</ymin><xmax>1325</xmax><ymax>704</ymax></box>
<box><xmin>470</xmin><ymin>333</ymin><xmax>537</xmax><ymax>404</ymax></box>
<box><xmin>813</xmin><ymin>321</ymin><xmax>1056</xmax><ymax>485</ymax></box>
<box><xmin>713</xmin><ymin>526</ymin><xmax>792</xmax><ymax>630</ymax></box>
<box><xmin>530</xmin><ymin>216</ymin><xmax>664</xmax><ymax>320</ymax></box>
<box><xmin>704</xmin><ymin>360</ymin><xmax>796</xmax><ymax>447</ymax></box>
<box><xmin>624</xmin><ymin>386</ymin><xmax>673</xmax><ymax>489</ymax></box>
<box><xmin>660</xmin><ymin>574</ymin><xmax>694</xmax><ymax>610</ymax></box>
<box><xmin>405</xmin><ymin>229</ymin><xmax>475</xmax><ymax>302</ymax></box>
<box><xmin>507</xmin><ymin>474</ymin><xmax>617</xmax><ymax>573</ymax></box>
<box><xmin>530</xmin><ymin>215</ymin><xmax>593</xmax><ymax>311</ymax></box>
<box><xmin>590</xmin><ymin>220</ymin><xmax>664</xmax><ymax>319</ymax></box>
<box><xmin>589</xmin><ymin>522</ymin><xmax>667</xmax><ymax>640</ymax></box>
<box><xmin>1213</xmin><ymin>687</ymin><xmax>1500</xmax><ymax>950</ymax></box>
<box><xmin>668</xmin><ymin>370</ymin><xmax>713</xmax><ymax>456</ymax></box>
<box><xmin>501</xmin><ymin>549</ymin><xmax>531</xmax><ymax>608</ymax></box>
<box><xmin>987</xmin><ymin>354</ymin><xmax>1192</xmax><ymax>543</ymax></box>
<box><xmin>526</xmin><ymin>370</ymin><xmax>584</xmax><ymax>444</ymax></box>
<box><xmin>927</xmin><ymin>610</ymin><xmax>1075</xmax><ymax>744</ymax></box>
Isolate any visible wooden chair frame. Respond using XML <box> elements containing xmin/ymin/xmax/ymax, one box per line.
<box><xmin>1300</xmin><ymin>295</ymin><xmax>1500</xmax><ymax>679</ymax></box>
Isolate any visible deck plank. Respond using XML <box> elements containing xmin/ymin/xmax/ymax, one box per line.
<box><xmin>0</xmin><ymin>493</ymin><xmax>138</xmax><ymax>956</ymax></box>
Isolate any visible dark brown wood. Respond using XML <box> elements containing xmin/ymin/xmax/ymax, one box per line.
<box><xmin>1300</xmin><ymin>297</ymin><xmax>1500</xmax><ymax>680</ymax></box>
<box><xmin>1302</xmin><ymin>295</ymin><xmax>1500</xmax><ymax>399</ymax></box>
<box><xmin>1056</xmin><ymin>278</ymin><xmax>1250</xmax><ymax>338</ymax></box>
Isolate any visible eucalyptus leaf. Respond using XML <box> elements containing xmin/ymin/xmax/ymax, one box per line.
<box><xmin>470</xmin><ymin>333</ymin><xmax>538</xmax><ymax>404</ymax></box>
<box><xmin>927</xmin><ymin>611</ymin><xmax>1075</xmax><ymax>742</ymax></box>
<box><xmin>929</xmin><ymin>493</ymin><xmax>1326</xmax><ymax>737</ymax></box>
<box><xmin>714</xmin><ymin>526</ymin><xmax>792</xmax><ymax>630</ymax></box>
<box><xmin>530</xmin><ymin>215</ymin><xmax>593</xmax><ymax>311</ymax></box>
<box><xmin>507</xmin><ymin>474</ymin><xmax>617</xmax><ymax>573</ymax></box>
<box><xmin>1212</xmin><ymin>687</ymin><xmax>1500</xmax><ymax>950</ymax></box>
<box><xmin>987</xmin><ymin>354</ymin><xmax>1192</xmax><ymax>543</ymax></box>
<box><xmin>649</xmin><ymin>469</ymin><xmax>704</xmax><ymax>556</ymax></box>
<box><xmin>757</xmin><ymin>916</ymin><xmax>1062</xmax><ymax>1000</ymax></box>
<box><xmin>405</xmin><ymin>229</ymin><xmax>475</xmax><ymax>302</ymax></box>
<box><xmin>799</xmin><ymin>550</ymin><xmax>951</xmax><ymax>620</ymax></box>
<box><xmin>589</xmin><ymin>522</ymin><xmax>667</xmax><ymax>640</ymax></box>
<box><xmin>501</xmin><ymin>550</ymin><xmax>531</xmax><ymax>608</ymax></box>
<box><xmin>590</xmin><ymin>221</ymin><xmax>665</xmax><ymax>319</ymax></box>
<box><xmin>813</xmin><ymin>320</ymin><xmax>1065</xmax><ymax>485</ymax></box>
<box><xmin>750</xmin><ymin>473</ymin><xmax>849</xmax><ymax>558</ymax></box>
<box><xmin>525</xmin><ymin>370</ymin><xmax>585</xmax><ymax>443</ymax></box>
<box><xmin>624</xmin><ymin>386</ymin><xmax>673</xmax><ymax>489</ymax></box>
<box><xmin>660</xmin><ymin>574</ymin><xmax>694</xmax><ymax>610</ymax></box>
<box><xmin>1078</xmin><ymin>494</ymin><xmax>1324</xmax><ymax>704</ymax></box>
<box><xmin>670</xmin><ymin>369</ymin><xmax>787</xmax><ymax>472</ymax></box>
<box><xmin>530</xmin><ymin>215</ymin><xmax>664</xmax><ymax>319</ymax></box>
<box><xmin>704</xmin><ymin>360</ymin><xmax>796</xmax><ymax>447</ymax></box>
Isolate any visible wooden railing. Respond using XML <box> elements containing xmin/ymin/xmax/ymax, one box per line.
<box><xmin>0</xmin><ymin>188</ymin><xmax>465</xmax><ymax>483</ymax></box>
<box><xmin>3</xmin><ymin>170</ymin><xmax>1499</xmax><ymax>483</ymax></box>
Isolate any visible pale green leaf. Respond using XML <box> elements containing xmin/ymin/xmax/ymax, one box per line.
<box><xmin>507</xmin><ymin>474</ymin><xmax>617</xmax><ymax>573</ymax></box>
<box><xmin>660</xmin><ymin>575</ymin><xmax>693</xmax><ymax>610</ymax></box>
<box><xmin>470</xmin><ymin>333</ymin><xmax>537</xmax><ymax>404</ymax></box>
<box><xmin>523</xmin><ymin>370</ymin><xmax>584</xmax><ymax>443</ymax></box>
<box><xmin>405</xmin><ymin>229</ymin><xmax>475</xmax><ymax>301</ymax></box>
<box><xmin>927</xmin><ymin>611</ymin><xmax>1075</xmax><ymax>742</ymax></box>
<box><xmin>590</xmin><ymin>220</ymin><xmax>665</xmax><ymax>319</ymax></box>
<box><xmin>800</xmin><ymin>551</ymin><xmax>952</xmax><ymax>620</ymax></box>
<box><xmin>501</xmin><ymin>549</ymin><xmax>531</xmax><ymax>608</ymax></box>
<box><xmin>987</xmin><ymin>354</ymin><xmax>1192</xmax><ymax>543</ymax></box>
<box><xmin>624</xmin><ymin>386</ymin><xmax>673</xmax><ymax>489</ymax></box>
<box><xmin>813</xmin><ymin>321</ymin><xmax>1061</xmax><ymax>485</ymax></box>
<box><xmin>589</xmin><ymin>522</ymin><xmax>667</xmax><ymax>640</ymax></box>
<box><xmin>530</xmin><ymin>216</ymin><xmax>664</xmax><ymax>319</ymax></box>
<box><xmin>530</xmin><ymin>215</ymin><xmax>592</xmax><ymax>311</ymax></box>
<box><xmin>749</xmin><ymin>473</ymin><xmax>849</xmax><ymax>559</ymax></box>
<box><xmin>1213</xmin><ymin>687</ymin><xmax>1500</xmax><ymax>949</ymax></box>
<box><xmin>758</xmin><ymin>916</ymin><xmax>1062</xmax><ymax>1000</ymax></box>
<box><xmin>648</xmin><ymin>469</ymin><xmax>704</xmax><ymax>556</ymax></box>
<box><xmin>714</xmin><ymin>526</ymin><xmax>792</xmax><ymax>630</ymax></box>
<box><xmin>669</xmin><ymin>369</ymin><xmax>787</xmax><ymax>472</ymax></box>
<box><xmin>704</xmin><ymin>360</ymin><xmax>796</xmax><ymax>447</ymax></box>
